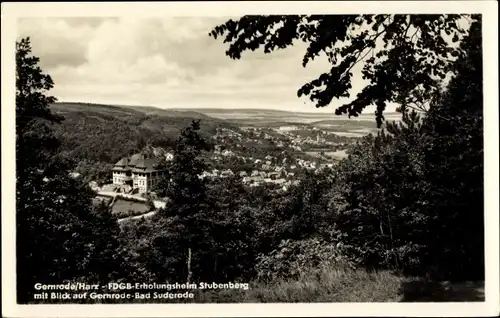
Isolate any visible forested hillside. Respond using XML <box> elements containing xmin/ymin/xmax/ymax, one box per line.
<box><xmin>50</xmin><ymin>102</ymin><xmax>233</xmax><ymax>183</ymax></box>
<box><xmin>15</xmin><ymin>13</ymin><xmax>487</xmax><ymax>304</ymax></box>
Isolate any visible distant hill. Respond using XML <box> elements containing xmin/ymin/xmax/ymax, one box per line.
<box><xmin>50</xmin><ymin>102</ymin><xmax>398</xmax><ymax>165</ymax></box>
<box><xmin>171</xmin><ymin>108</ymin><xmax>324</xmax><ymax>116</ymax></box>
<box><xmin>52</xmin><ymin>102</ymin><xmax>214</xmax><ymax>120</ymax></box>
<box><xmin>169</xmin><ymin>107</ymin><xmax>400</xmax><ymax>126</ymax></box>
<box><xmin>50</xmin><ymin>102</ymin><xmax>232</xmax><ymax>166</ymax></box>
<box><xmin>48</xmin><ymin>102</ymin><xmax>398</xmax><ymax>183</ymax></box>
<box><xmin>169</xmin><ymin>107</ymin><xmax>400</xmax><ymax>117</ymax></box>
<box><xmin>310</xmin><ymin>119</ymin><xmax>381</xmax><ymax>133</ymax></box>
<box><xmin>126</xmin><ymin>106</ymin><xmax>215</xmax><ymax>120</ymax></box>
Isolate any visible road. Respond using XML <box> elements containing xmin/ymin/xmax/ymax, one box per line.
<box><xmin>117</xmin><ymin>211</ymin><xmax>157</xmax><ymax>223</ymax></box>
<box><xmin>97</xmin><ymin>191</ymin><xmax>147</xmax><ymax>201</ymax></box>
<box><xmin>97</xmin><ymin>191</ymin><xmax>167</xmax><ymax>209</ymax></box>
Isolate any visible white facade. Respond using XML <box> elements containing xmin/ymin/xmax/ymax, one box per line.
<box><xmin>113</xmin><ymin>170</ymin><xmax>163</xmax><ymax>193</ymax></box>
<box><xmin>112</xmin><ymin>170</ymin><xmax>132</xmax><ymax>185</ymax></box>
<box><xmin>112</xmin><ymin>154</ymin><xmax>165</xmax><ymax>194</ymax></box>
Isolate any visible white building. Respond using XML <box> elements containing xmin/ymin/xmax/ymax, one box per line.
<box><xmin>112</xmin><ymin>153</ymin><xmax>165</xmax><ymax>193</ymax></box>
<box><xmin>222</xmin><ymin>150</ymin><xmax>234</xmax><ymax>157</ymax></box>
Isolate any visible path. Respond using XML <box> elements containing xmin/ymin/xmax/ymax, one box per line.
<box><xmin>97</xmin><ymin>191</ymin><xmax>168</xmax><ymax>209</ymax></box>
<box><xmin>117</xmin><ymin>211</ymin><xmax>157</xmax><ymax>223</ymax></box>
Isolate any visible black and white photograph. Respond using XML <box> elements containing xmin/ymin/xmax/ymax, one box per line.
<box><xmin>2</xmin><ymin>1</ymin><xmax>499</xmax><ymax>317</ymax></box>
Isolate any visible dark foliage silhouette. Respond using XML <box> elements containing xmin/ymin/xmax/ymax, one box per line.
<box><xmin>210</xmin><ymin>14</ymin><xmax>477</xmax><ymax>126</ymax></box>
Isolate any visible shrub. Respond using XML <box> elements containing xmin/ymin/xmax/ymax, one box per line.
<box><xmin>255</xmin><ymin>230</ymin><xmax>355</xmax><ymax>282</ymax></box>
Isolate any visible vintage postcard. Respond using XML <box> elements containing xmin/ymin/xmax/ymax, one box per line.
<box><xmin>1</xmin><ymin>1</ymin><xmax>499</xmax><ymax>317</ymax></box>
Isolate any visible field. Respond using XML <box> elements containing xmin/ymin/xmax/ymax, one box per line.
<box><xmin>311</xmin><ymin>119</ymin><xmax>380</xmax><ymax>134</ymax></box>
<box><xmin>306</xmin><ymin>150</ymin><xmax>349</xmax><ymax>160</ymax></box>
<box><xmin>325</xmin><ymin>150</ymin><xmax>349</xmax><ymax>159</ymax></box>
<box><xmin>171</xmin><ymin>107</ymin><xmax>401</xmax><ymax>129</ymax></box>
<box><xmin>111</xmin><ymin>198</ymin><xmax>150</xmax><ymax>217</ymax></box>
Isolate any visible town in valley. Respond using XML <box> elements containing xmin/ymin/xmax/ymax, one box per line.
<box><xmin>65</xmin><ymin>103</ymin><xmax>387</xmax><ymax>222</ymax></box>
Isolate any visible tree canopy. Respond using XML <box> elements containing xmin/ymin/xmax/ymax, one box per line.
<box><xmin>210</xmin><ymin>14</ymin><xmax>478</xmax><ymax>126</ymax></box>
<box><xmin>16</xmin><ymin>37</ymin><xmax>131</xmax><ymax>303</ymax></box>
<box><xmin>13</xmin><ymin>14</ymin><xmax>486</xmax><ymax>302</ymax></box>
<box><xmin>328</xmin><ymin>20</ymin><xmax>483</xmax><ymax>279</ymax></box>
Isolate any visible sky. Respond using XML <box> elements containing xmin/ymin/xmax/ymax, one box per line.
<box><xmin>17</xmin><ymin>17</ymin><xmax>397</xmax><ymax>113</ymax></box>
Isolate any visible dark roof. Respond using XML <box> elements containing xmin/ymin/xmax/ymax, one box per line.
<box><xmin>113</xmin><ymin>153</ymin><xmax>162</xmax><ymax>173</ymax></box>
<box><xmin>114</xmin><ymin>157</ymin><xmax>129</xmax><ymax>166</ymax></box>
<box><xmin>133</xmin><ymin>158</ymin><xmax>159</xmax><ymax>173</ymax></box>
<box><xmin>128</xmin><ymin>153</ymin><xmax>144</xmax><ymax>167</ymax></box>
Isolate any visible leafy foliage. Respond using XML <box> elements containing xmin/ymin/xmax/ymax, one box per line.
<box><xmin>16</xmin><ymin>38</ymin><xmax>131</xmax><ymax>303</ymax></box>
<box><xmin>147</xmin><ymin>120</ymin><xmax>215</xmax><ymax>281</ymax></box>
<box><xmin>255</xmin><ymin>231</ymin><xmax>353</xmax><ymax>282</ymax></box>
<box><xmin>15</xmin><ymin>14</ymin><xmax>485</xmax><ymax>303</ymax></box>
<box><xmin>328</xmin><ymin>20</ymin><xmax>484</xmax><ymax>280</ymax></box>
<box><xmin>210</xmin><ymin>14</ymin><xmax>478</xmax><ymax>126</ymax></box>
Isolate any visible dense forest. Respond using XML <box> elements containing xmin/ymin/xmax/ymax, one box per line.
<box><xmin>16</xmin><ymin>14</ymin><xmax>484</xmax><ymax>303</ymax></box>
<box><xmin>48</xmin><ymin>102</ymin><xmax>233</xmax><ymax>184</ymax></box>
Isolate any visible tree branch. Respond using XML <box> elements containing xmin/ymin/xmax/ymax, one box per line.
<box><xmin>340</xmin><ymin>19</ymin><xmax>390</xmax><ymax>79</ymax></box>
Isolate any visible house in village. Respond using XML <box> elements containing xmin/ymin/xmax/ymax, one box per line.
<box><xmin>262</xmin><ymin>164</ymin><xmax>271</xmax><ymax>171</ymax></box>
<box><xmin>239</xmin><ymin>171</ymin><xmax>248</xmax><ymax>177</ymax></box>
<box><xmin>164</xmin><ymin>152</ymin><xmax>174</xmax><ymax>161</ymax></box>
<box><xmin>268</xmin><ymin>172</ymin><xmax>281</xmax><ymax>180</ymax></box>
<box><xmin>222</xmin><ymin>150</ymin><xmax>234</xmax><ymax>157</ymax></box>
<box><xmin>199</xmin><ymin>171</ymin><xmax>217</xmax><ymax>179</ymax></box>
<box><xmin>112</xmin><ymin>153</ymin><xmax>165</xmax><ymax>194</ymax></box>
<box><xmin>69</xmin><ymin>172</ymin><xmax>81</xmax><ymax>179</ymax></box>
<box><xmin>220</xmin><ymin>169</ymin><xmax>234</xmax><ymax>178</ymax></box>
<box><xmin>243</xmin><ymin>175</ymin><xmax>264</xmax><ymax>187</ymax></box>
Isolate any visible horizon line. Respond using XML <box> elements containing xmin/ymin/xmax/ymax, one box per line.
<box><xmin>53</xmin><ymin>101</ymin><xmax>400</xmax><ymax>116</ymax></box>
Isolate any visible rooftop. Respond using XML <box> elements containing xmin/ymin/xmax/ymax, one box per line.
<box><xmin>113</xmin><ymin>153</ymin><xmax>162</xmax><ymax>173</ymax></box>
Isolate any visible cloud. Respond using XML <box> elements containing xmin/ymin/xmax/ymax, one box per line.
<box><xmin>17</xmin><ymin>18</ymin><xmax>98</xmax><ymax>68</ymax></box>
<box><xmin>17</xmin><ymin>17</ymin><xmax>396</xmax><ymax>113</ymax></box>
